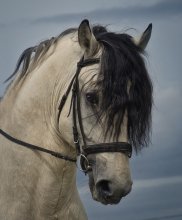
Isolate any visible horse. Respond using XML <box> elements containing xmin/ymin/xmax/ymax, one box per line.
<box><xmin>0</xmin><ymin>20</ymin><xmax>153</xmax><ymax>220</ymax></box>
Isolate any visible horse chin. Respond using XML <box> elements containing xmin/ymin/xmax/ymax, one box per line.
<box><xmin>91</xmin><ymin>188</ymin><xmax>122</xmax><ymax>205</ymax></box>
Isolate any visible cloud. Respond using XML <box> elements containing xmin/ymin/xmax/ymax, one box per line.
<box><xmin>0</xmin><ymin>23</ymin><xmax>6</xmax><ymax>29</ymax></box>
<box><xmin>134</xmin><ymin>175</ymin><xmax>182</xmax><ymax>189</ymax></box>
<box><xmin>153</xmin><ymin>85</ymin><xmax>182</xmax><ymax>135</ymax></box>
<box><xmin>32</xmin><ymin>0</ymin><xmax>182</xmax><ymax>25</ymax></box>
<box><xmin>1</xmin><ymin>0</ymin><xmax>181</xmax><ymax>29</ymax></box>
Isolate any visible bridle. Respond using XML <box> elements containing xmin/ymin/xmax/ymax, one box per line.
<box><xmin>0</xmin><ymin>56</ymin><xmax>132</xmax><ymax>174</ymax></box>
<box><xmin>57</xmin><ymin>56</ymin><xmax>132</xmax><ymax>173</ymax></box>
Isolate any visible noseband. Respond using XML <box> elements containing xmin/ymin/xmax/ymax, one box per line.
<box><xmin>58</xmin><ymin>56</ymin><xmax>132</xmax><ymax>173</ymax></box>
<box><xmin>0</xmin><ymin>56</ymin><xmax>132</xmax><ymax>174</ymax></box>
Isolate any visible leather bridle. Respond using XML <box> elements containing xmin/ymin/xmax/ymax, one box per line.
<box><xmin>0</xmin><ymin>56</ymin><xmax>132</xmax><ymax>174</ymax></box>
<box><xmin>57</xmin><ymin>56</ymin><xmax>132</xmax><ymax>173</ymax></box>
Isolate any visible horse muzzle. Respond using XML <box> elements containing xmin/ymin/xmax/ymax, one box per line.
<box><xmin>79</xmin><ymin>142</ymin><xmax>132</xmax><ymax>174</ymax></box>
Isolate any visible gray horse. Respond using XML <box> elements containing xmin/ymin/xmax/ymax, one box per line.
<box><xmin>0</xmin><ymin>20</ymin><xmax>152</xmax><ymax>219</ymax></box>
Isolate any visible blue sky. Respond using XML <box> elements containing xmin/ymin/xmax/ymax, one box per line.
<box><xmin>0</xmin><ymin>0</ymin><xmax>182</xmax><ymax>219</ymax></box>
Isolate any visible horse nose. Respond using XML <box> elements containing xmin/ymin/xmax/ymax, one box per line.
<box><xmin>96</xmin><ymin>179</ymin><xmax>133</xmax><ymax>200</ymax></box>
<box><xmin>96</xmin><ymin>180</ymin><xmax>112</xmax><ymax>198</ymax></box>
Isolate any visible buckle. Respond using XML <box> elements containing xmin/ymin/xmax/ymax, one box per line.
<box><xmin>78</xmin><ymin>153</ymin><xmax>92</xmax><ymax>174</ymax></box>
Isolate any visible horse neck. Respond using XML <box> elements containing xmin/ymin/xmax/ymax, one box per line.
<box><xmin>0</xmin><ymin>34</ymin><xmax>87</xmax><ymax>219</ymax></box>
<box><xmin>1</xmin><ymin>33</ymin><xmax>82</xmax><ymax>154</ymax></box>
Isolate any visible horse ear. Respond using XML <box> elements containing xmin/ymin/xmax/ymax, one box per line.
<box><xmin>133</xmin><ymin>23</ymin><xmax>152</xmax><ymax>50</ymax></box>
<box><xmin>78</xmin><ymin>19</ymin><xmax>99</xmax><ymax>56</ymax></box>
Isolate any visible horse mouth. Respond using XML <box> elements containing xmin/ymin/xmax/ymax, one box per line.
<box><xmin>92</xmin><ymin>188</ymin><xmax>122</xmax><ymax>205</ymax></box>
<box><xmin>93</xmin><ymin>193</ymin><xmax>122</xmax><ymax>205</ymax></box>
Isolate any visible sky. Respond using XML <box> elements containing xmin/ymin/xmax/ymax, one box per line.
<box><xmin>0</xmin><ymin>0</ymin><xmax>182</xmax><ymax>219</ymax></box>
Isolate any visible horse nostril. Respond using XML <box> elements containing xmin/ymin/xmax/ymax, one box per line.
<box><xmin>96</xmin><ymin>180</ymin><xmax>112</xmax><ymax>198</ymax></box>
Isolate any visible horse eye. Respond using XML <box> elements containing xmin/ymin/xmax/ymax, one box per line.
<box><xmin>86</xmin><ymin>92</ymin><xmax>99</xmax><ymax>105</ymax></box>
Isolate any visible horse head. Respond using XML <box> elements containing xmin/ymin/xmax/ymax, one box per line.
<box><xmin>58</xmin><ymin>20</ymin><xmax>153</xmax><ymax>205</ymax></box>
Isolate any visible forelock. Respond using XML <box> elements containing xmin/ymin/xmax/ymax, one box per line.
<box><xmin>91</xmin><ymin>25</ymin><xmax>153</xmax><ymax>151</ymax></box>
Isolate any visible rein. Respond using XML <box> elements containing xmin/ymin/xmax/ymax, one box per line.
<box><xmin>0</xmin><ymin>129</ymin><xmax>76</xmax><ymax>162</ymax></box>
<box><xmin>0</xmin><ymin>56</ymin><xmax>132</xmax><ymax>174</ymax></box>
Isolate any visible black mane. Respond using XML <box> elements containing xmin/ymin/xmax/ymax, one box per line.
<box><xmin>4</xmin><ymin>24</ymin><xmax>153</xmax><ymax>151</ymax></box>
<box><xmin>92</xmin><ymin>26</ymin><xmax>153</xmax><ymax>151</ymax></box>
